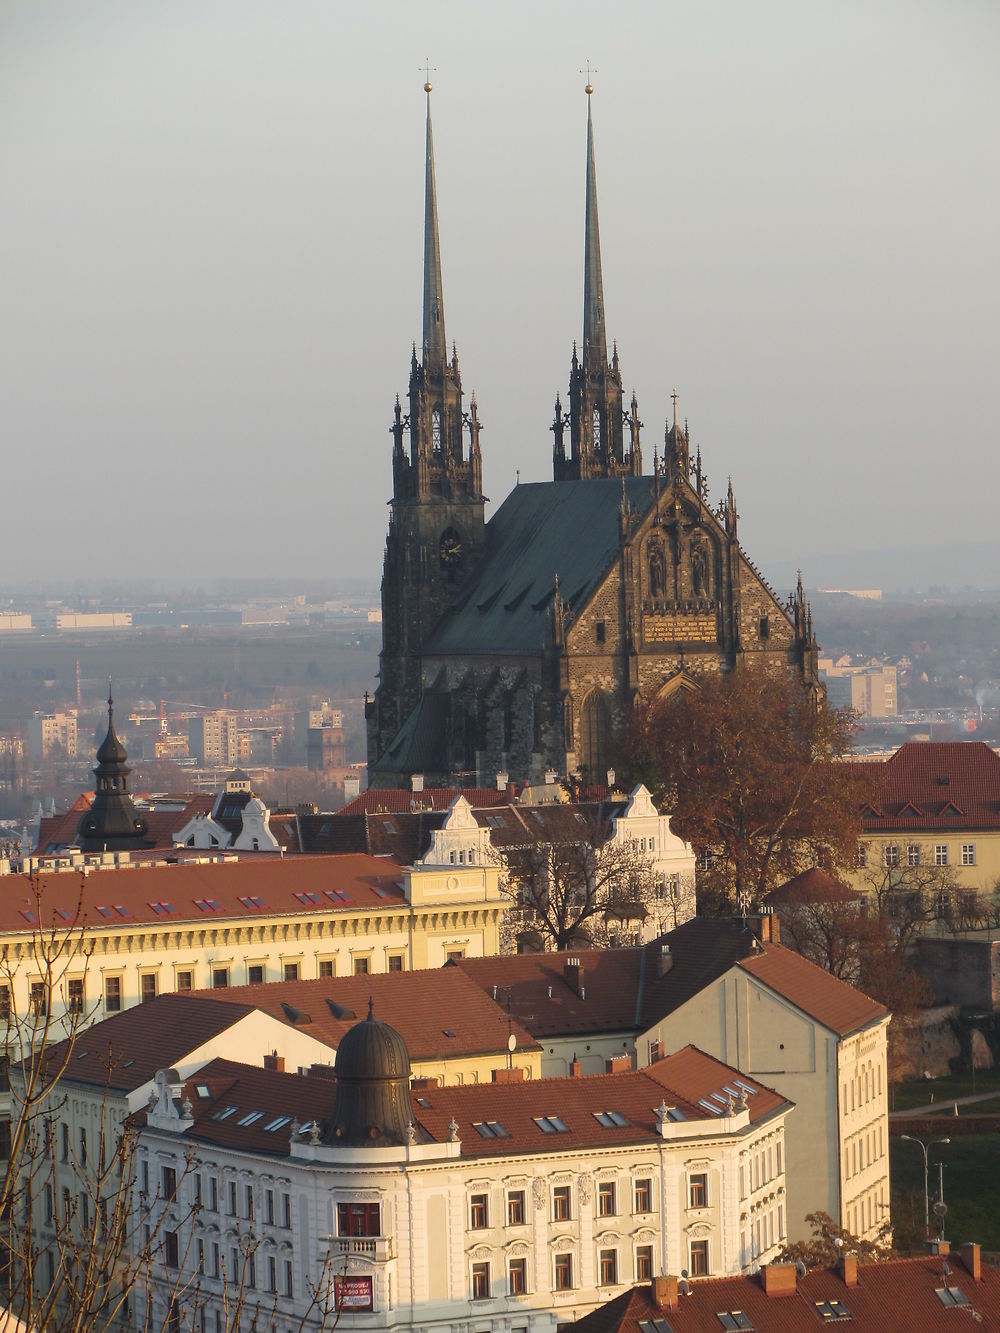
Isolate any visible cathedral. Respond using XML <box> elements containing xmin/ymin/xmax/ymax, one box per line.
<box><xmin>366</xmin><ymin>83</ymin><xmax>820</xmax><ymax>789</ymax></box>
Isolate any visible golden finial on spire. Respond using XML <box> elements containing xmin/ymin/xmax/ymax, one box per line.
<box><xmin>422</xmin><ymin>58</ymin><xmax>435</xmax><ymax>95</ymax></box>
<box><xmin>580</xmin><ymin>60</ymin><xmax>596</xmax><ymax>96</ymax></box>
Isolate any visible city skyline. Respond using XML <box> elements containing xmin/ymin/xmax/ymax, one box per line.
<box><xmin>3</xmin><ymin>2</ymin><xmax>997</xmax><ymax>585</ymax></box>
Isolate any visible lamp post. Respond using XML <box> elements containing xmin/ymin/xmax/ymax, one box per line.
<box><xmin>899</xmin><ymin>1134</ymin><xmax>951</xmax><ymax>1237</ymax></box>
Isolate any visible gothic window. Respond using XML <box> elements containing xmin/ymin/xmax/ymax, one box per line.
<box><xmin>691</xmin><ymin>540</ymin><xmax>710</xmax><ymax>599</ymax></box>
<box><xmin>432</xmin><ymin>407</ymin><xmax>442</xmax><ymax>452</ymax></box>
<box><xmin>593</xmin><ymin>407</ymin><xmax>602</xmax><ymax>452</ymax></box>
<box><xmin>648</xmin><ymin>546</ymin><xmax>666</xmax><ymax>601</ymax></box>
<box><xmin>578</xmin><ymin>691</ymin><xmax>610</xmax><ymax>781</ymax></box>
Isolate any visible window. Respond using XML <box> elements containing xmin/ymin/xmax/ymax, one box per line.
<box><xmin>213</xmin><ymin>967</ymin><xmax>229</xmax><ymax>989</ymax></box>
<box><xmin>758</xmin><ymin>615</ymin><xmax>769</xmax><ymax>640</ymax></box>
<box><xmin>105</xmin><ymin>976</ymin><xmax>121</xmax><ymax>1013</ymax></box>
<box><xmin>162</xmin><ymin>1166</ymin><xmax>176</xmax><ymax>1200</ymax></box>
<box><xmin>0</xmin><ymin>986</ymin><xmax>8</xmax><ymax>1021</ymax></box>
<box><xmin>534</xmin><ymin>1115</ymin><xmax>569</xmax><ymax>1134</ymax></box>
<box><xmin>387</xmin><ymin>954</ymin><xmax>404</xmax><ymax>972</ymax></box>
<box><xmin>283</xmin><ymin>1192</ymin><xmax>292</xmax><ymax>1229</ymax></box>
<box><xmin>595</xmin><ymin>620</ymin><xmax>606</xmax><ymax>644</ymax></box>
<box><xmin>598</xmin><ymin>1248</ymin><xmax>618</xmax><ymax>1286</ymax></box>
<box><xmin>700</xmin><ymin>847</ymin><xmax>716</xmax><ymax>871</ymax></box>
<box><xmin>554</xmin><ymin>1252</ymin><xmax>573</xmax><ymax>1291</ymax></box>
<box><xmin>30</xmin><ymin>983</ymin><xmax>46</xmax><ymax>1017</ymax></box>
<box><xmin>244</xmin><ymin>1184</ymin><xmax>254</xmax><ymax>1219</ymax></box>
<box><xmin>553</xmin><ymin>1186</ymin><xmax>571</xmax><ymax>1221</ymax></box>
<box><xmin>61</xmin><ymin>1122</ymin><xmax>69</xmax><ymax>1163</ymax></box>
<box><xmin>353</xmin><ymin>956</ymin><xmax>370</xmax><ymax>975</ymax></box>
<box><xmin>597</xmin><ymin>1181</ymin><xmax>616</xmax><ymax>1217</ymax></box>
<box><xmin>209</xmin><ymin>1177</ymin><xmax>218</xmax><ymax>1212</ymax></box>
<box><xmin>140</xmin><ymin>973</ymin><xmax>157</xmax><ymax>1004</ymax></box>
<box><xmin>509</xmin><ymin>1257</ymin><xmax>527</xmax><ymax>1295</ymax></box>
<box><xmin>265</xmin><ymin>1189</ymin><xmax>274</xmax><ymax>1225</ymax></box>
<box><xmin>176</xmin><ymin>971</ymin><xmax>192</xmax><ymax>992</ymax></box>
<box><xmin>907</xmin><ymin>844</ymin><xmax>921</xmax><ymax>867</ymax></box>
<box><xmin>470</xmin><ymin>1193</ymin><xmax>488</xmax><ymax>1229</ymax></box>
<box><xmin>337</xmin><ymin>1201</ymin><xmax>380</xmax><ymax>1237</ymax></box>
<box><xmin>471</xmin><ymin>1262</ymin><xmax>490</xmax><ymax>1300</ymax></box>
<box><xmin>690</xmin><ymin>1239</ymin><xmax>709</xmax><ymax>1275</ymax></box>
<box><xmin>935</xmin><ymin>844</ymin><xmax>949</xmax><ymax>866</ymax></box>
<box><xmin>689</xmin><ymin>1173</ymin><xmax>708</xmax><ymax>1209</ymax></box>
<box><xmin>855</xmin><ymin>844</ymin><xmax>867</xmax><ymax>868</ymax></box>
<box><xmin>634</xmin><ymin>1178</ymin><xmax>652</xmax><ymax>1213</ymax></box>
<box><xmin>882</xmin><ymin>843</ymin><xmax>899</xmax><ymax>868</ymax></box>
<box><xmin>507</xmin><ymin>1190</ymin><xmax>525</xmax><ymax>1226</ymax></box>
<box><xmin>962</xmin><ymin>843</ymin><xmax>976</xmax><ymax>866</ymax></box>
<box><xmin>717</xmin><ymin>1314</ymin><xmax>754</xmax><ymax>1331</ymax></box>
<box><xmin>67</xmin><ymin>978</ymin><xmax>84</xmax><ymax>1015</ymax></box>
<box><xmin>283</xmin><ymin>962</ymin><xmax>299</xmax><ymax>982</ymax></box>
<box><xmin>319</xmin><ymin>959</ymin><xmax>335</xmax><ymax>978</ymax></box>
<box><xmin>284</xmin><ymin>1259</ymin><xmax>293</xmax><ymax>1298</ymax></box>
<box><xmin>248</xmin><ymin>965</ymin><xmax>264</xmax><ymax>985</ymax></box>
<box><xmin>815</xmin><ymin>1299</ymin><xmax>852</xmax><ymax>1321</ymax></box>
<box><xmin>445</xmin><ymin>948</ymin><xmax>465</xmax><ymax>963</ymax></box>
<box><xmin>267</xmin><ymin>1256</ymin><xmax>277</xmax><ymax>1294</ymax></box>
<box><xmin>636</xmin><ymin>1245</ymin><xmax>653</xmax><ymax>1281</ymax></box>
<box><xmin>164</xmin><ymin>1231</ymin><xmax>179</xmax><ymax>1269</ymax></box>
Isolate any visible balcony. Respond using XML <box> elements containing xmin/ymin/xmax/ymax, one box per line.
<box><xmin>331</xmin><ymin>1235</ymin><xmax>394</xmax><ymax>1262</ymax></box>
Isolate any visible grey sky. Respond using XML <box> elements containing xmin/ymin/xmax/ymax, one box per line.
<box><xmin>2</xmin><ymin>2</ymin><xmax>997</xmax><ymax>590</ymax></box>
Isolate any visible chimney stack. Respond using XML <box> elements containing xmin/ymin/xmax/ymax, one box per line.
<box><xmin>750</xmin><ymin>905</ymin><xmax>780</xmax><ymax>946</ymax></box>
<box><xmin>410</xmin><ymin>773</ymin><xmax>424</xmax><ymax>793</ymax></box>
<box><xmin>564</xmin><ymin>957</ymin><xmax>585</xmax><ymax>996</ymax></box>
<box><xmin>839</xmin><ymin>1253</ymin><xmax>858</xmax><ymax>1288</ymax></box>
<box><xmin>569</xmin><ymin>1054</ymin><xmax>582</xmax><ymax>1078</ymax></box>
<box><xmin>657</xmin><ymin>943</ymin><xmax>674</xmax><ymax>977</ymax></box>
<box><xmin>960</xmin><ymin>1242</ymin><xmax>982</xmax><ymax>1282</ymax></box>
<box><xmin>761</xmin><ymin>1263</ymin><xmax>797</xmax><ymax>1298</ymax></box>
<box><xmin>263</xmin><ymin>1051</ymin><xmax>285</xmax><ymax>1073</ymax></box>
<box><xmin>605</xmin><ymin>1054</ymin><xmax>632</xmax><ymax>1075</ymax></box>
<box><xmin>650</xmin><ymin>1275</ymin><xmax>679</xmax><ymax>1311</ymax></box>
<box><xmin>491</xmin><ymin>1067</ymin><xmax>525</xmax><ymax>1084</ymax></box>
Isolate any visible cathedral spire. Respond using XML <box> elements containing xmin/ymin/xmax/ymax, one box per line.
<box><xmin>582</xmin><ymin>80</ymin><xmax>607</xmax><ymax>373</ymax></box>
<box><xmin>422</xmin><ymin>78</ymin><xmax>446</xmax><ymax>372</ymax></box>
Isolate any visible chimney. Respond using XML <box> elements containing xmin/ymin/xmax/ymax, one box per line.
<box><xmin>411</xmin><ymin>773</ymin><xmax>424</xmax><ymax>793</ymax></box>
<box><xmin>750</xmin><ymin>906</ymin><xmax>780</xmax><ymax>946</ymax></box>
<box><xmin>495</xmin><ymin>771</ymin><xmax>508</xmax><ymax>791</ymax></box>
<box><xmin>544</xmin><ymin>769</ymin><xmax>557</xmax><ymax>785</ymax></box>
<box><xmin>411</xmin><ymin>1076</ymin><xmax>438</xmax><ymax>1091</ymax></box>
<box><xmin>925</xmin><ymin>1238</ymin><xmax>950</xmax><ymax>1256</ymax></box>
<box><xmin>606</xmin><ymin>767</ymin><xmax>616</xmax><ymax>788</ymax></box>
<box><xmin>605</xmin><ymin>1054</ymin><xmax>632</xmax><ymax>1075</ymax></box>
<box><xmin>650</xmin><ymin>1275</ymin><xmax>679</xmax><ymax>1312</ymax></box>
<box><xmin>569</xmin><ymin>1054</ymin><xmax>582</xmax><ymax>1078</ymax></box>
<box><xmin>263</xmin><ymin>1052</ymin><xmax>285</xmax><ymax>1073</ymax></box>
<box><xmin>657</xmin><ymin>943</ymin><xmax>674</xmax><ymax>977</ymax></box>
<box><xmin>959</xmin><ymin>1242</ymin><xmax>982</xmax><ymax>1282</ymax></box>
<box><xmin>761</xmin><ymin>1263</ymin><xmax>797</xmax><ymax>1298</ymax></box>
<box><xmin>839</xmin><ymin>1254</ymin><xmax>858</xmax><ymax>1288</ymax></box>
<box><xmin>491</xmin><ymin>1067</ymin><xmax>525</xmax><ymax>1084</ymax></box>
<box><xmin>564</xmin><ymin>957</ymin><xmax>585</xmax><ymax>996</ymax></box>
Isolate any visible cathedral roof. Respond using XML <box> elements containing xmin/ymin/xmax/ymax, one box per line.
<box><xmin>426</xmin><ymin>476</ymin><xmax>655</xmax><ymax>656</ymax></box>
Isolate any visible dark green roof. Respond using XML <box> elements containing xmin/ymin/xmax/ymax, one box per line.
<box><xmin>426</xmin><ymin>477</ymin><xmax>655</xmax><ymax>655</ymax></box>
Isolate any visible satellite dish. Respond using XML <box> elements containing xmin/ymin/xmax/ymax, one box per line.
<box><xmin>507</xmin><ymin>1034</ymin><xmax>517</xmax><ymax>1053</ymax></box>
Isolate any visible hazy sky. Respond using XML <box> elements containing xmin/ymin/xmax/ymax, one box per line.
<box><xmin>3</xmin><ymin>2</ymin><xmax>998</xmax><ymax>592</ymax></box>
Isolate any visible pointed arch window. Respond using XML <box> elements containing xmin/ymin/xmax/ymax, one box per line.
<box><xmin>578</xmin><ymin>691</ymin><xmax>610</xmax><ymax>782</ymax></box>
<box><xmin>432</xmin><ymin>407</ymin><xmax>443</xmax><ymax>453</ymax></box>
<box><xmin>593</xmin><ymin>407</ymin><xmax>602</xmax><ymax>453</ymax></box>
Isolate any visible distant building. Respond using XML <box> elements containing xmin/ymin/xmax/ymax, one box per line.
<box><xmin>27</xmin><ymin>709</ymin><xmax>78</xmax><ymax>760</ymax></box>
<box><xmin>819</xmin><ymin>656</ymin><xmax>898</xmax><ymax>717</ymax></box>
<box><xmin>307</xmin><ymin>702</ymin><xmax>347</xmax><ymax>771</ymax></box>
<box><xmin>55</xmin><ymin>611</ymin><xmax>132</xmax><ymax>630</ymax></box>
<box><xmin>189</xmin><ymin>710</ymin><xmax>240</xmax><ymax>767</ymax></box>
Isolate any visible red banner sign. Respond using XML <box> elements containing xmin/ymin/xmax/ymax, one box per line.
<box><xmin>335</xmin><ymin>1275</ymin><xmax>374</xmax><ymax>1312</ymax></box>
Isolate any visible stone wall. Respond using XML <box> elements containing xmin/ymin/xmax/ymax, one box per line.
<box><xmin>915</xmin><ymin>937</ymin><xmax>1000</xmax><ymax>1010</ymax></box>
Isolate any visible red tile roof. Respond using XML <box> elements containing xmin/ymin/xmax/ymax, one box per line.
<box><xmin>568</xmin><ymin>1253</ymin><xmax>1000</xmax><ymax>1331</ymax></box>
<box><xmin>0</xmin><ymin>853</ymin><xmax>406</xmax><ymax>933</ymax></box>
<box><xmin>739</xmin><ymin>946</ymin><xmax>887</xmax><ymax>1036</ymax></box>
<box><xmin>857</xmin><ymin>741</ymin><xmax>1000</xmax><ymax>832</ymax></box>
<box><xmin>338</xmin><ymin>787</ymin><xmax>509</xmax><ymax>815</ymax></box>
<box><xmin>160</xmin><ymin>1045</ymin><xmax>789</xmax><ymax>1160</ymax></box>
<box><xmin>766</xmin><ymin>868</ymin><xmax>862</xmax><ymax>905</ymax></box>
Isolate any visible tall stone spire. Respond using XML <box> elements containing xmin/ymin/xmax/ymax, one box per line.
<box><xmin>582</xmin><ymin>81</ymin><xmax>607</xmax><ymax>373</ymax></box>
<box><xmin>422</xmin><ymin>80</ymin><xmax>447</xmax><ymax>372</ymax></box>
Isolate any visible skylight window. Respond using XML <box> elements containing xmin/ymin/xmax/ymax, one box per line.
<box><xmin>264</xmin><ymin>1115</ymin><xmax>292</xmax><ymax>1133</ymax></box>
<box><xmin>473</xmin><ymin>1121</ymin><xmax>509</xmax><ymax>1138</ymax></box>
<box><xmin>815</xmin><ymin>1300</ymin><xmax>852</xmax><ymax>1322</ymax></box>
<box><xmin>211</xmin><ymin>1107</ymin><xmax>237</xmax><ymax>1121</ymax></box>
<box><xmin>96</xmin><ymin>905</ymin><xmax>114</xmax><ymax>918</ymax></box>
<box><xmin>294</xmin><ymin>891</ymin><xmax>321</xmax><ymax>906</ymax></box>
<box><xmin>114</xmin><ymin>905</ymin><xmax>131</xmax><ymax>918</ymax></box>
<box><xmin>325</xmin><ymin>889</ymin><xmax>350</xmax><ymax>903</ymax></box>
<box><xmin>665</xmin><ymin>1106</ymin><xmax>686</xmax><ymax>1121</ymax></box>
<box><xmin>76</xmin><ymin>1050</ymin><xmax>89</xmax><ymax>1060</ymax></box>
<box><xmin>238</xmin><ymin>895</ymin><xmax>266</xmax><ymax>910</ymax></box>
<box><xmin>416</xmin><ymin>1097</ymin><xmax>432</xmax><ymax>1109</ymax></box>
<box><xmin>593</xmin><ymin>1110</ymin><xmax>628</xmax><ymax>1128</ymax></box>
<box><xmin>55</xmin><ymin>908</ymin><xmax>73</xmax><ymax>921</ymax></box>
<box><xmin>236</xmin><ymin>1110</ymin><xmax>264</xmax><ymax>1127</ymax></box>
<box><xmin>19</xmin><ymin>909</ymin><xmax>38</xmax><ymax>924</ymax></box>
<box><xmin>372</xmin><ymin>885</ymin><xmax>393</xmax><ymax>899</ymax></box>
<box><xmin>717</xmin><ymin>1314</ymin><xmax>754</xmax><ymax>1332</ymax></box>
<box><xmin>698</xmin><ymin>1099</ymin><xmax>725</xmax><ymax>1116</ymax></box>
<box><xmin>122</xmin><ymin>1058</ymin><xmax>134</xmax><ymax>1068</ymax></box>
<box><xmin>733</xmin><ymin>1079</ymin><xmax>757</xmax><ymax>1097</ymax></box>
<box><xmin>196</xmin><ymin>1085</ymin><xmax>212</xmax><ymax>1099</ymax></box>
<box><xmin>936</xmin><ymin>1287</ymin><xmax>970</xmax><ymax>1308</ymax></box>
<box><xmin>381</xmin><ymin>819</ymin><xmax>395</xmax><ymax>832</ymax></box>
<box><xmin>194</xmin><ymin>898</ymin><xmax>222</xmax><ymax>913</ymax></box>
<box><xmin>534</xmin><ymin>1115</ymin><xmax>569</xmax><ymax>1134</ymax></box>
<box><xmin>297</xmin><ymin>1120</ymin><xmax>316</xmax><ymax>1136</ymax></box>
<box><xmin>638</xmin><ymin>1320</ymin><xmax>675</xmax><ymax>1333</ymax></box>
<box><xmin>148</xmin><ymin>901</ymin><xmax>177</xmax><ymax>915</ymax></box>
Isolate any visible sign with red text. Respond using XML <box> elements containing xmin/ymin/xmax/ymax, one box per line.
<box><xmin>334</xmin><ymin>1276</ymin><xmax>374</xmax><ymax>1312</ymax></box>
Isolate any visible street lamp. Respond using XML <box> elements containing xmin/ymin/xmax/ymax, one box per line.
<box><xmin>899</xmin><ymin>1134</ymin><xmax>951</xmax><ymax>1237</ymax></box>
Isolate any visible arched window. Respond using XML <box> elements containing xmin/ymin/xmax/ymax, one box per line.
<box><xmin>593</xmin><ymin>407</ymin><xmax>602</xmax><ymax>452</ymax></box>
<box><xmin>432</xmin><ymin>407</ymin><xmax>442</xmax><ymax>452</ymax></box>
<box><xmin>578</xmin><ymin>691</ymin><xmax>610</xmax><ymax>781</ymax></box>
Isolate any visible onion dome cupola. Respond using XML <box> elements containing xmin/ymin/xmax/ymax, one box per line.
<box><xmin>327</xmin><ymin>1000</ymin><xmax>413</xmax><ymax>1147</ymax></box>
<box><xmin>77</xmin><ymin>688</ymin><xmax>149</xmax><ymax>849</ymax></box>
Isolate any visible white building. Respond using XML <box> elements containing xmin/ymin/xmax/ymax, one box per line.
<box><xmin>136</xmin><ymin>1014</ymin><xmax>792</xmax><ymax>1332</ymax></box>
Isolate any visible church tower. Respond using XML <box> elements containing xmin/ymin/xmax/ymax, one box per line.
<box><xmin>553</xmin><ymin>82</ymin><xmax>642</xmax><ymax>481</ymax></box>
<box><xmin>368</xmin><ymin>81</ymin><xmax>486</xmax><ymax>765</ymax></box>
<box><xmin>77</xmin><ymin>689</ymin><xmax>148</xmax><ymax>849</ymax></box>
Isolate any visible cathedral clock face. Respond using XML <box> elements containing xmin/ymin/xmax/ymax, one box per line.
<box><xmin>439</xmin><ymin>529</ymin><xmax>464</xmax><ymax>569</ymax></box>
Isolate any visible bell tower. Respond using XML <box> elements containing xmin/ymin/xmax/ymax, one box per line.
<box><xmin>368</xmin><ymin>80</ymin><xmax>486</xmax><ymax>770</ymax></box>
<box><xmin>552</xmin><ymin>80</ymin><xmax>642</xmax><ymax>482</ymax></box>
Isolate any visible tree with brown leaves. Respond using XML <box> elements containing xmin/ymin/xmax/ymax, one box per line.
<box><xmin>618</xmin><ymin>669</ymin><xmax>866</xmax><ymax>913</ymax></box>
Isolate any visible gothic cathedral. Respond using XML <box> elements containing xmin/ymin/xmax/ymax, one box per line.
<box><xmin>366</xmin><ymin>83</ymin><xmax>820</xmax><ymax>789</ymax></box>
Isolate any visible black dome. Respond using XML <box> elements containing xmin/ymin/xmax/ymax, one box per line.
<box><xmin>95</xmin><ymin>692</ymin><xmax>129</xmax><ymax>768</ymax></box>
<box><xmin>327</xmin><ymin>1002</ymin><xmax>413</xmax><ymax>1147</ymax></box>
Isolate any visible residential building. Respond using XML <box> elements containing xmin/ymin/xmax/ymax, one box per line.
<box><xmin>853</xmin><ymin>741</ymin><xmax>1000</xmax><ymax>902</ymax></box>
<box><xmin>135</xmin><ymin>1011</ymin><xmax>792</xmax><ymax>1331</ymax></box>
<box><xmin>189</xmin><ymin>710</ymin><xmax>240</xmax><ymax>768</ymax></box>
<box><xmin>27</xmin><ymin>709</ymin><xmax>78</xmax><ymax>760</ymax></box>
<box><xmin>819</xmin><ymin>656</ymin><xmax>898</xmax><ymax>717</ymax></box>
<box><xmin>457</xmin><ymin>916</ymin><xmax>889</xmax><ymax>1244</ymax></box>
<box><xmin>367</xmin><ymin>85</ymin><xmax>820</xmax><ymax>789</ymax></box>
